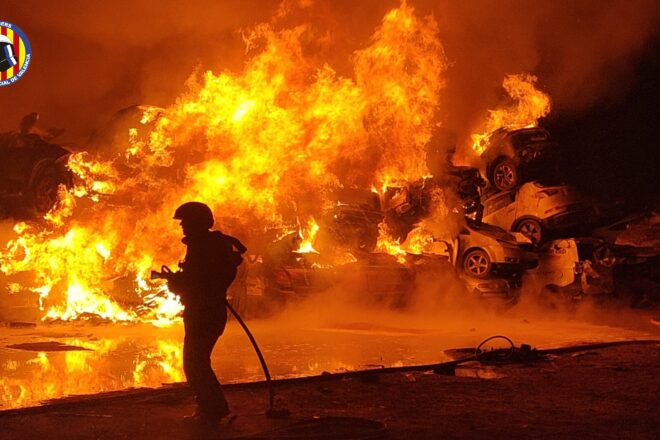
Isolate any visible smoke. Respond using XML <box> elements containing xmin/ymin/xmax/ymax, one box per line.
<box><xmin>2</xmin><ymin>0</ymin><xmax>658</xmax><ymax>147</ymax></box>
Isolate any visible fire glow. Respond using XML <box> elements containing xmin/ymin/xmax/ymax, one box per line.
<box><xmin>0</xmin><ymin>2</ymin><xmax>550</xmax><ymax>326</ymax></box>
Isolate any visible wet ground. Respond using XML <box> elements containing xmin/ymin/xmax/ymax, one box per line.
<box><xmin>2</xmin><ymin>342</ymin><xmax>659</xmax><ymax>439</ymax></box>
<box><xmin>2</xmin><ymin>305</ymin><xmax>658</xmax><ymax>410</ymax></box>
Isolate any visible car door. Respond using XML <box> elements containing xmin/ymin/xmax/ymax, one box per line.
<box><xmin>483</xmin><ymin>191</ymin><xmax>517</xmax><ymax>231</ymax></box>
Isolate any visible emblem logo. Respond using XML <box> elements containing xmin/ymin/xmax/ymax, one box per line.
<box><xmin>0</xmin><ymin>21</ymin><xmax>31</xmax><ymax>87</ymax></box>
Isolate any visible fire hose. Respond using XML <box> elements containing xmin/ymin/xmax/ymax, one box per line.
<box><xmin>225</xmin><ymin>301</ymin><xmax>290</xmax><ymax>418</ymax></box>
<box><xmin>151</xmin><ymin>266</ymin><xmax>288</xmax><ymax>418</ymax></box>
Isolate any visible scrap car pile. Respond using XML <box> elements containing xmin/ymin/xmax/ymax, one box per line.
<box><xmin>1</xmin><ymin>115</ymin><xmax>658</xmax><ymax>318</ymax></box>
<box><xmin>230</xmin><ymin>126</ymin><xmax>659</xmax><ymax>313</ymax></box>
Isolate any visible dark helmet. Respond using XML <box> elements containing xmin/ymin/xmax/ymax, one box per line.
<box><xmin>0</xmin><ymin>35</ymin><xmax>17</xmax><ymax>72</ymax></box>
<box><xmin>173</xmin><ymin>202</ymin><xmax>214</xmax><ymax>229</ymax></box>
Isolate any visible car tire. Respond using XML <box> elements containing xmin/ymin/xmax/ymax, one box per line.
<box><xmin>515</xmin><ymin>218</ymin><xmax>543</xmax><ymax>244</ymax></box>
<box><xmin>463</xmin><ymin>249</ymin><xmax>492</xmax><ymax>279</ymax></box>
<box><xmin>30</xmin><ymin>163</ymin><xmax>67</xmax><ymax>214</ymax></box>
<box><xmin>492</xmin><ymin>158</ymin><xmax>518</xmax><ymax>191</ymax></box>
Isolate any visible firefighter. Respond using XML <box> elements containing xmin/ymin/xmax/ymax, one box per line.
<box><xmin>164</xmin><ymin>201</ymin><xmax>247</xmax><ymax>424</ymax></box>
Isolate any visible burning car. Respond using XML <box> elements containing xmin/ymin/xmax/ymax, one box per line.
<box><xmin>88</xmin><ymin>104</ymin><xmax>165</xmax><ymax>154</ymax></box>
<box><xmin>524</xmin><ymin>238</ymin><xmax>614</xmax><ymax>303</ymax></box>
<box><xmin>0</xmin><ymin>130</ymin><xmax>73</xmax><ymax>216</ymax></box>
<box><xmin>317</xmin><ymin>188</ymin><xmax>384</xmax><ymax>253</ymax></box>
<box><xmin>381</xmin><ymin>170</ymin><xmax>485</xmax><ymax>240</ymax></box>
<box><xmin>481</xmin><ymin>181</ymin><xmax>594</xmax><ymax>244</ymax></box>
<box><xmin>442</xmin><ymin>165</ymin><xmax>487</xmax><ymax>220</ymax></box>
<box><xmin>480</xmin><ymin>126</ymin><xmax>557</xmax><ymax>191</ymax></box>
<box><xmin>261</xmin><ymin>250</ymin><xmax>414</xmax><ymax>308</ymax></box>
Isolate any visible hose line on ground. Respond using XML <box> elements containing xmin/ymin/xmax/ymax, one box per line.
<box><xmin>475</xmin><ymin>335</ymin><xmax>515</xmax><ymax>363</ymax></box>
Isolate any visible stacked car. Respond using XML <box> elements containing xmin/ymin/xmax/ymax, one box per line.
<box><xmin>473</xmin><ymin>126</ymin><xmax>660</xmax><ymax>304</ymax></box>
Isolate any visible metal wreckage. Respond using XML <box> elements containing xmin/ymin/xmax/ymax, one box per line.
<box><xmin>1</xmin><ymin>108</ymin><xmax>659</xmax><ymax>321</ymax></box>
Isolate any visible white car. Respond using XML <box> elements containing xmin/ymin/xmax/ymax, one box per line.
<box><xmin>481</xmin><ymin>181</ymin><xmax>594</xmax><ymax>244</ymax></box>
<box><xmin>524</xmin><ymin>238</ymin><xmax>614</xmax><ymax>302</ymax></box>
<box><xmin>423</xmin><ymin>220</ymin><xmax>538</xmax><ymax>279</ymax></box>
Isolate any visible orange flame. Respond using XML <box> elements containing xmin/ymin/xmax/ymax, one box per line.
<box><xmin>0</xmin><ymin>2</ymin><xmax>447</xmax><ymax>325</ymax></box>
<box><xmin>471</xmin><ymin>73</ymin><xmax>551</xmax><ymax>154</ymax></box>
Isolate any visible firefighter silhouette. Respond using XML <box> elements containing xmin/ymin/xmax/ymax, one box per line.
<box><xmin>0</xmin><ymin>35</ymin><xmax>17</xmax><ymax>72</ymax></box>
<box><xmin>163</xmin><ymin>202</ymin><xmax>247</xmax><ymax>424</ymax></box>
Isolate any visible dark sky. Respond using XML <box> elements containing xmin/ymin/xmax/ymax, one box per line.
<box><xmin>1</xmin><ymin>0</ymin><xmax>659</xmax><ymax>202</ymax></box>
<box><xmin>546</xmin><ymin>38</ymin><xmax>660</xmax><ymax>205</ymax></box>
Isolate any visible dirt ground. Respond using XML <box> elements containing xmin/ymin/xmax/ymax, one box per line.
<box><xmin>1</xmin><ymin>341</ymin><xmax>659</xmax><ymax>439</ymax></box>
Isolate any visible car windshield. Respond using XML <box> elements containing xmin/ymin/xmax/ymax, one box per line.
<box><xmin>467</xmin><ymin>220</ymin><xmax>516</xmax><ymax>242</ymax></box>
<box><xmin>511</xmin><ymin>129</ymin><xmax>550</xmax><ymax>148</ymax></box>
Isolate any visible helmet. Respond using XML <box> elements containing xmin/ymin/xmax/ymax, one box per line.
<box><xmin>173</xmin><ymin>202</ymin><xmax>214</xmax><ymax>229</ymax></box>
<box><xmin>0</xmin><ymin>35</ymin><xmax>17</xmax><ymax>72</ymax></box>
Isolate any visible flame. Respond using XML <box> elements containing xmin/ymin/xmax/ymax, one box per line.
<box><xmin>0</xmin><ymin>2</ymin><xmax>447</xmax><ymax>325</ymax></box>
<box><xmin>471</xmin><ymin>73</ymin><xmax>551</xmax><ymax>154</ymax></box>
<box><xmin>376</xmin><ymin>224</ymin><xmax>435</xmax><ymax>264</ymax></box>
<box><xmin>295</xmin><ymin>217</ymin><xmax>320</xmax><ymax>254</ymax></box>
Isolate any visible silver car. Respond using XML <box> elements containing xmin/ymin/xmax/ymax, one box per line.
<box><xmin>426</xmin><ymin>220</ymin><xmax>538</xmax><ymax>279</ymax></box>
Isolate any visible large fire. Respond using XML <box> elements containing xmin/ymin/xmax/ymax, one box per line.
<box><xmin>470</xmin><ymin>73</ymin><xmax>551</xmax><ymax>155</ymax></box>
<box><xmin>0</xmin><ymin>2</ymin><xmax>550</xmax><ymax>326</ymax></box>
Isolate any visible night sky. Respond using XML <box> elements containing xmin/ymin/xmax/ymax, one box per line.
<box><xmin>546</xmin><ymin>37</ymin><xmax>660</xmax><ymax>207</ymax></box>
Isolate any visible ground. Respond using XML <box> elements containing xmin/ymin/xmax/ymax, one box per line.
<box><xmin>1</xmin><ymin>342</ymin><xmax>658</xmax><ymax>439</ymax></box>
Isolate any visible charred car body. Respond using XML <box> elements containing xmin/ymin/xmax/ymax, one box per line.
<box><xmin>593</xmin><ymin>211</ymin><xmax>660</xmax><ymax>259</ymax></box>
<box><xmin>258</xmin><ymin>242</ymin><xmax>414</xmax><ymax>308</ymax></box>
<box><xmin>381</xmin><ymin>168</ymin><xmax>486</xmax><ymax>240</ymax></box>
<box><xmin>0</xmin><ymin>131</ymin><xmax>73</xmax><ymax>216</ymax></box>
<box><xmin>480</xmin><ymin>127</ymin><xmax>557</xmax><ymax>192</ymax></box>
<box><xmin>317</xmin><ymin>188</ymin><xmax>384</xmax><ymax>253</ymax></box>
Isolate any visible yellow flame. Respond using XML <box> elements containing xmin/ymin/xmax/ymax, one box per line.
<box><xmin>0</xmin><ymin>2</ymin><xmax>448</xmax><ymax>325</ymax></box>
<box><xmin>471</xmin><ymin>73</ymin><xmax>551</xmax><ymax>154</ymax></box>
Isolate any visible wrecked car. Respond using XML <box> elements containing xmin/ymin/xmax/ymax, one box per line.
<box><xmin>0</xmin><ymin>130</ymin><xmax>73</xmax><ymax>216</ymax></box>
<box><xmin>410</xmin><ymin>220</ymin><xmax>537</xmax><ymax>280</ymax></box>
<box><xmin>441</xmin><ymin>165</ymin><xmax>487</xmax><ymax>220</ymax></box>
<box><xmin>481</xmin><ymin>181</ymin><xmax>594</xmax><ymax>244</ymax></box>
<box><xmin>593</xmin><ymin>211</ymin><xmax>660</xmax><ymax>258</ymax></box>
<box><xmin>317</xmin><ymin>188</ymin><xmax>383</xmax><ymax>253</ymax></box>
<box><xmin>454</xmin><ymin>220</ymin><xmax>538</xmax><ymax>279</ymax></box>
<box><xmin>408</xmin><ymin>251</ymin><xmax>520</xmax><ymax>300</ymax></box>
<box><xmin>381</xmin><ymin>170</ymin><xmax>486</xmax><ymax>240</ymax></box>
<box><xmin>480</xmin><ymin>126</ymin><xmax>557</xmax><ymax>191</ymax></box>
<box><xmin>524</xmin><ymin>238</ymin><xmax>614</xmax><ymax>303</ymax></box>
<box><xmin>88</xmin><ymin>104</ymin><xmax>165</xmax><ymax>154</ymax></box>
<box><xmin>258</xmin><ymin>232</ymin><xmax>414</xmax><ymax>307</ymax></box>
<box><xmin>261</xmin><ymin>253</ymin><xmax>414</xmax><ymax>307</ymax></box>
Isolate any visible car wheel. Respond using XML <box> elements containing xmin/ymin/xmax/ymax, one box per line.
<box><xmin>492</xmin><ymin>158</ymin><xmax>518</xmax><ymax>191</ymax></box>
<box><xmin>515</xmin><ymin>219</ymin><xmax>543</xmax><ymax>244</ymax></box>
<box><xmin>463</xmin><ymin>249</ymin><xmax>492</xmax><ymax>278</ymax></box>
<box><xmin>31</xmin><ymin>166</ymin><xmax>65</xmax><ymax>214</ymax></box>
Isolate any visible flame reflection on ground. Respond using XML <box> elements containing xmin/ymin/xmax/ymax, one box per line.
<box><xmin>1</xmin><ymin>317</ymin><xmax>657</xmax><ymax>410</ymax></box>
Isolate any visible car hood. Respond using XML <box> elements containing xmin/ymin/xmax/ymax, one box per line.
<box><xmin>466</xmin><ymin>222</ymin><xmax>519</xmax><ymax>246</ymax></box>
<box><xmin>613</xmin><ymin>223</ymin><xmax>660</xmax><ymax>248</ymax></box>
